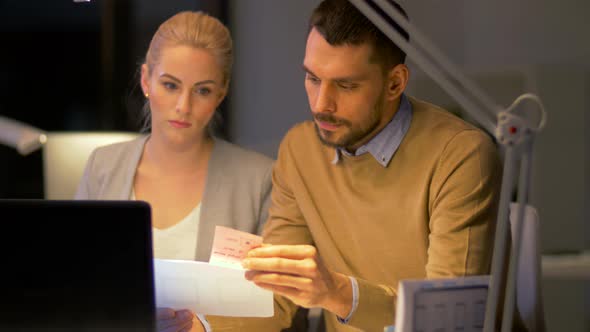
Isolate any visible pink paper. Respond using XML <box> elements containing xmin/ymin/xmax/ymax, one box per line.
<box><xmin>209</xmin><ymin>226</ymin><xmax>263</xmax><ymax>269</ymax></box>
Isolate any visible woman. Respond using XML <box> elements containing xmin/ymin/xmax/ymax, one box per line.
<box><xmin>75</xmin><ymin>11</ymin><xmax>273</xmax><ymax>332</ymax></box>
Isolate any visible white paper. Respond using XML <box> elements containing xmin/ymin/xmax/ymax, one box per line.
<box><xmin>153</xmin><ymin>258</ymin><xmax>274</xmax><ymax>317</ymax></box>
<box><xmin>394</xmin><ymin>275</ymin><xmax>490</xmax><ymax>332</ymax></box>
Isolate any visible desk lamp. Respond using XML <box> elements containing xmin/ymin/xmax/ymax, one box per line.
<box><xmin>0</xmin><ymin>116</ymin><xmax>138</xmax><ymax>199</ymax></box>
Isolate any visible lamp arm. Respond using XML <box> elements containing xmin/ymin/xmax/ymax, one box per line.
<box><xmin>349</xmin><ymin>0</ymin><xmax>501</xmax><ymax>134</ymax></box>
<box><xmin>0</xmin><ymin>116</ymin><xmax>47</xmax><ymax>155</ymax></box>
<box><xmin>376</xmin><ymin>0</ymin><xmax>505</xmax><ymax>121</ymax></box>
<box><xmin>347</xmin><ymin>1</ymin><xmax>548</xmax><ymax>332</ymax></box>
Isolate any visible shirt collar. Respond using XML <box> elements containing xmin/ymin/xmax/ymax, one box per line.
<box><xmin>331</xmin><ymin>94</ymin><xmax>413</xmax><ymax>167</ymax></box>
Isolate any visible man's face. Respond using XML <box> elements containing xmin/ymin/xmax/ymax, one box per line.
<box><xmin>303</xmin><ymin>28</ymin><xmax>389</xmax><ymax>151</ymax></box>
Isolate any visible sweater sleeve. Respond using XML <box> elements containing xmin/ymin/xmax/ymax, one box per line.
<box><xmin>262</xmin><ymin>132</ymin><xmax>316</xmax><ymax>329</ymax></box>
<box><xmin>263</xmin><ymin>131</ymin><xmax>315</xmax><ymax>246</ymax></box>
<box><xmin>344</xmin><ymin>278</ymin><xmax>397</xmax><ymax>331</ymax></box>
<box><xmin>427</xmin><ymin>129</ymin><xmax>502</xmax><ymax>277</ymax></box>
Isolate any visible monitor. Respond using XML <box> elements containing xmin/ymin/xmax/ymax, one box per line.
<box><xmin>0</xmin><ymin>199</ymin><xmax>155</xmax><ymax>331</ymax></box>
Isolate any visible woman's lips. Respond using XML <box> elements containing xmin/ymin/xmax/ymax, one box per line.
<box><xmin>168</xmin><ymin>120</ymin><xmax>192</xmax><ymax>128</ymax></box>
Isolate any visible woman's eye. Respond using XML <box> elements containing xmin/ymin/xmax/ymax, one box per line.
<box><xmin>162</xmin><ymin>82</ymin><xmax>177</xmax><ymax>90</ymax></box>
<box><xmin>196</xmin><ymin>87</ymin><xmax>212</xmax><ymax>96</ymax></box>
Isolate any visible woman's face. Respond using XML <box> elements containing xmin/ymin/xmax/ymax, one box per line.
<box><xmin>141</xmin><ymin>45</ymin><xmax>226</xmax><ymax>148</ymax></box>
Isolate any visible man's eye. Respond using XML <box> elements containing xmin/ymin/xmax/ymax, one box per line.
<box><xmin>338</xmin><ymin>83</ymin><xmax>358</xmax><ymax>90</ymax></box>
<box><xmin>306</xmin><ymin>75</ymin><xmax>320</xmax><ymax>84</ymax></box>
<box><xmin>163</xmin><ymin>82</ymin><xmax>177</xmax><ymax>90</ymax></box>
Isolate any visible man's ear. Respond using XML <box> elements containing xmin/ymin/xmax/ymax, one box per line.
<box><xmin>386</xmin><ymin>63</ymin><xmax>409</xmax><ymax>101</ymax></box>
<box><xmin>140</xmin><ymin>64</ymin><xmax>150</xmax><ymax>96</ymax></box>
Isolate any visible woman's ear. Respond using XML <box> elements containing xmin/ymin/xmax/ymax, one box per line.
<box><xmin>140</xmin><ymin>64</ymin><xmax>150</xmax><ymax>97</ymax></box>
<box><xmin>386</xmin><ymin>63</ymin><xmax>409</xmax><ymax>101</ymax></box>
<box><xmin>217</xmin><ymin>80</ymin><xmax>230</xmax><ymax>105</ymax></box>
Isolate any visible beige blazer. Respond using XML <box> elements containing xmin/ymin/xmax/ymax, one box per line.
<box><xmin>75</xmin><ymin>135</ymin><xmax>274</xmax><ymax>262</ymax></box>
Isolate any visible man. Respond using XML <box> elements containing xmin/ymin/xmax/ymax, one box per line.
<box><xmin>213</xmin><ymin>0</ymin><xmax>502</xmax><ymax>331</ymax></box>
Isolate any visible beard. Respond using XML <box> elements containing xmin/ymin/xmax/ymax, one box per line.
<box><xmin>313</xmin><ymin>95</ymin><xmax>384</xmax><ymax>150</ymax></box>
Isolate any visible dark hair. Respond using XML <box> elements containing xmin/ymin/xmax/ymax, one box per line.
<box><xmin>309</xmin><ymin>0</ymin><xmax>409</xmax><ymax>70</ymax></box>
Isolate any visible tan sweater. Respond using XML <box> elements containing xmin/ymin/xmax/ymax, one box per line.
<box><xmin>208</xmin><ymin>97</ymin><xmax>502</xmax><ymax>331</ymax></box>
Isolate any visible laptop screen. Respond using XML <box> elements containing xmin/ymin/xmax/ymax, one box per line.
<box><xmin>0</xmin><ymin>199</ymin><xmax>155</xmax><ymax>331</ymax></box>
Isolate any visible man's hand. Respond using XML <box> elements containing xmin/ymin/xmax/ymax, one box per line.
<box><xmin>242</xmin><ymin>244</ymin><xmax>352</xmax><ymax>318</ymax></box>
<box><xmin>156</xmin><ymin>308</ymin><xmax>204</xmax><ymax>332</ymax></box>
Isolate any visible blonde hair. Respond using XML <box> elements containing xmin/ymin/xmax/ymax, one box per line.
<box><xmin>140</xmin><ymin>11</ymin><xmax>232</xmax><ymax>133</ymax></box>
<box><xmin>146</xmin><ymin>11</ymin><xmax>233</xmax><ymax>85</ymax></box>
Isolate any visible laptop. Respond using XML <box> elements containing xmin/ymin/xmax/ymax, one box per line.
<box><xmin>0</xmin><ymin>199</ymin><xmax>155</xmax><ymax>331</ymax></box>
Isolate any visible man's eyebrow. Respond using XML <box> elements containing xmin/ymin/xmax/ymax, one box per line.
<box><xmin>302</xmin><ymin>65</ymin><xmax>317</xmax><ymax>77</ymax></box>
<box><xmin>159</xmin><ymin>73</ymin><xmax>217</xmax><ymax>86</ymax></box>
<box><xmin>302</xmin><ymin>65</ymin><xmax>366</xmax><ymax>82</ymax></box>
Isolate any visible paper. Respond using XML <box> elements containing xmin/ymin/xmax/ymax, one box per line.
<box><xmin>153</xmin><ymin>259</ymin><xmax>273</xmax><ymax>317</ymax></box>
<box><xmin>153</xmin><ymin>226</ymin><xmax>272</xmax><ymax>317</ymax></box>
<box><xmin>209</xmin><ymin>226</ymin><xmax>263</xmax><ymax>269</ymax></box>
<box><xmin>394</xmin><ymin>275</ymin><xmax>489</xmax><ymax>332</ymax></box>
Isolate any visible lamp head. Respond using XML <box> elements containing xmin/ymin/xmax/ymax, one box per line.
<box><xmin>0</xmin><ymin>116</ymin><xmax>47</xmax><ymax>156</ymax></box>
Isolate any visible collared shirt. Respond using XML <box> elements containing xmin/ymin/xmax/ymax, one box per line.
<box><xmin>332</xmin><ymin>93</ymin><xmax>413</xmax><ymax>167</ymax></box>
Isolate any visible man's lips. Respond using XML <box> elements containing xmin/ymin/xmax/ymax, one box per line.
<box><xmin>316</xmin><ymin>120</ymin><xmax>341</xmax><ymax>131</ymax></box>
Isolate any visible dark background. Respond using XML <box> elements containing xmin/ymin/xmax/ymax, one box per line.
<box><xmin>0</xmin><ymin>0</ymin><xmax>228</xmax><ymax>198</ymax></box>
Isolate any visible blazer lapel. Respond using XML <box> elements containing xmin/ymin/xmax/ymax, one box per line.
<box><xmin>195</xmin><ymin>138</ymin><xmax>225</xmax><ymax>262</ymax></box>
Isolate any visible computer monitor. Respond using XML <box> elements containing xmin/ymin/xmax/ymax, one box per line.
<box><xmin>0</xmin><ymin>199</ymin><xmax>155</xmax><ymax>331</ymax></box>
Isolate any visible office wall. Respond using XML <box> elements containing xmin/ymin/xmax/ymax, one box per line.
<box><xmin>227</xmin><ymin>0</ymin><xmax>318</xmax><ymax>157</ymax></box>
<box><xmin>227</xmin><ymin>0</ymin><xmax>589</xmax><ymax>331</ymax></box>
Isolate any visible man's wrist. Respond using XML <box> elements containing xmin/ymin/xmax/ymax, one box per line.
<box><xmin>323</xmin><ymin>272</ymin><xmax>353</xmax><ymax>318</ymax></box>
<box><xmin>337</xmin><ymin>276</ymin><xmax>359</xmax><ymax>324</ymax></box>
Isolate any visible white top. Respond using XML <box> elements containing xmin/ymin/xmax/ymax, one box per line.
<box><xmin>152</xmin><ymin>204</ymin><xmax>201</xmax><ymax>260</ymax></box>
<box><xmin>131</xmin><ymin>191</ymin><xmax>200</xmax><ymax>260</ymax></box>
<box><xmin>139</xmin><ymin>198</ymin><xmax>210</xmax><ymax>331</ymax></box>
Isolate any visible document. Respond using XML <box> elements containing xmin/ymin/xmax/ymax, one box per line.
<box><xmin>153</xmin><ymin>226</ymin><xmax>273</xmax><ymax>317</ymax></box>
<box><xmin>394</xmin><ymin>275</ymin><xmax>490</xmax><ymax>332</ymax></box>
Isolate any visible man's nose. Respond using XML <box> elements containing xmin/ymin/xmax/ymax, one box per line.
<box><xmin>314</xmin><ymin>83</ymin><xmax>336</xmax><ymax>113</ymax></box>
